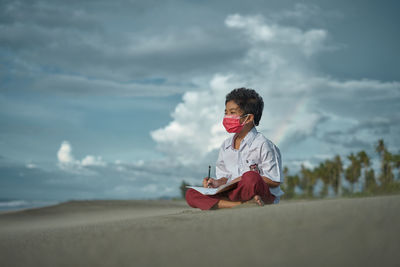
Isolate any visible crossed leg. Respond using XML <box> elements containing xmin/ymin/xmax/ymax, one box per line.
<box><xmin>185</xmin><ymin>171</ymin><xmax>274</xmax><ymax>210</ymax></box>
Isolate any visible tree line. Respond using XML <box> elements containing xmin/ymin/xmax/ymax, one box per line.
<box><xmin>179</xmin><ymin>139</ymin><xmax>400</xmax><ymax>199</ymax></box>
<box><xmin>281</xmin><ymin>139</ymin><xmax>400</xmax><ymax>200</ymax></box>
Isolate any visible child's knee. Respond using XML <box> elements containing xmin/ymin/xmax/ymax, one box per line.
<box><xmin>241</xmin><ymin>171</ymin><xmax>263</xmax><ymax>185</ymax></box>
<box><xmin>185</xmin><ymin>188</ymin><xmax>195</xmax><ymax>200</ymax></box>
<box><xmin>185</xmin><ymin>189</ymin><xmax>197</xmax><ymax>207</ymax></box>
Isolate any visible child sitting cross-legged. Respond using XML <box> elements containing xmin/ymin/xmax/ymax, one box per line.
<box><xmin>185</xmin><ymin>87</ymin><xmax>284</xmax><ymax>210</ymax></box>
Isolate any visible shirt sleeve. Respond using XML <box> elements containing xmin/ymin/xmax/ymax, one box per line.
<box><xmin>215</xmin><ymin>144</ymin><xmax>232</xmax><ymax>180</ymax></box>
<box><xmin>259</xmin><ymin>141</ymin><xmax>283</xmax><ymax>183</ymax></box>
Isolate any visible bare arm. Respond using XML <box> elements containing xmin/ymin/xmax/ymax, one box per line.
<box><xmin>203</xmin><ymin>177</ymin><xmax>229</xmax><ymax>188</ymax></box>
<box><xmin>261</xmin><ymin>176</ymin><xmax>280</xmax><ymax>188</ymax></box>
<box><xmin>218</xmin><ymin>177</ymin><xmax>229</xmax><ymax>185</ymax></box>
<box><xmin>207</xmin><ymin>176</ymin><xmax>278</xmax><ymax>188</ymax></box>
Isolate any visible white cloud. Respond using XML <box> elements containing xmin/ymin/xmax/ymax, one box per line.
<box><xmin>33</xmin><ymin>73</ymin><xmax>184</xmax><ymax>97</ymax></box>
<box><xmin>57</xmin><ymin>140</ymin><xmax>106</xmax><ymax>172</ymax></box>
<box><xmin>279</xmin><ymin>3</ymin><xmax>321</xmax><ymax>20</ymax></box>
<box><xmin>151</xmin><ymin>13</ymin><xmax>400</xmax><ymax>169</ymax></box>
<box><xmin>291</xmin><ymin>160</ymin><xmax>315</xmax><ymax>170</ymax></box>
<box><xmin>225</xmin><ymin>14</ymin><xmax>328</xmax><ymax>56</ymax></box>
<box><xmin>26</xmin><ymin>163</ymin><xmax>37</xmax><ymax>169</ymax></box>
<box><xmin>1</xmin><ymin>1</ymin><xmax>246</xmax><ymax>97</ymax></box>
<box><xmin>2</xmin><ymin>3</ymin><xmax>399</xmax><ymax>201</ymax></box>
<box><xmin>81</xmin><ymin>155</ymin><xmax>106</xmax><ymax>167</ymax></box>
<box><xmin>150</xmin><ymin>74</ymin><xmax>239</xmax><ymax>165</ymax></box>
<box><xmin>57</xmin><ymin>141</ymin><xmax>77</xmax><ymax>165</ymax></box>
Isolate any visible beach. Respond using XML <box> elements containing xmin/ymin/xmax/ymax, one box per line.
<box><xmin>1</xmin><ymin>195</ymin><xmax>399</xmax><ymax>267</ymax></box>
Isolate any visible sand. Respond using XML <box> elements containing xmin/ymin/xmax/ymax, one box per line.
<box><xmin>0</xmin><ymin>195</ymin><xmax>399</xmax><ymax>267</ymax></box>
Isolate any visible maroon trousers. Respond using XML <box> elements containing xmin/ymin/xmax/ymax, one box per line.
<box><xmin>185</xmin><ymin>171</ymin><xmax>275</xmax><ymax>210</ymax></box>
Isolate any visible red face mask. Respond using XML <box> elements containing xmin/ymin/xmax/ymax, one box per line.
<box><xmin>222</xmin><ymin>114</ymin><xmax>249</xmax><ymax>133</ymax></box>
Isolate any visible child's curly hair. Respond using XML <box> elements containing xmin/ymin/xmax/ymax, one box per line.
<box><xmin>225</xmin><ymin>88</ymin><xmax>264</xmax><ymax>126</ymax></box>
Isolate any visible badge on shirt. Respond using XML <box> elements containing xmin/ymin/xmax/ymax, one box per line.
<box><xmin>247</xmin><ymin>159</ymin><xmax>260</xmax><ymax>173</ymax></box>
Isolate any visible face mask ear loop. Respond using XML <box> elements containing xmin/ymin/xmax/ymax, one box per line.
<box><xmin>241</xmin><ymin>114</ymin><xmax>250</xmax><ymax>126</ymax></box>
<box><xmin>250</xmin><ymin>115</ymin><xmax>257</xmax><ymax>128</ymax></box>
<box><xmin>244</xmin><ymin>114</ymin><xmax>257</xmax><ymax>128</ymax></box>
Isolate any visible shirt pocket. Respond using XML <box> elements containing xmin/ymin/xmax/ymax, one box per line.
<box><xmin>242</xmin><ymin>150</ymin><xmax>261</xmax><ymax>170</ymax></box>
<box><xmin>243</xmin><ymin>157</ymin><xmax>259</xmax><ymax>167</ymax></box>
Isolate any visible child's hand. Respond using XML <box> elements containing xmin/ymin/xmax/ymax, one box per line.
<box><xmin>203</xmin><ymin>177</ymin><xmax>218</xmax><ymax>188</ymax></box>
<box><xmin>203</xmin><ymin>177</ymin><xmax>210</xmax><ymax>188</ymax></box>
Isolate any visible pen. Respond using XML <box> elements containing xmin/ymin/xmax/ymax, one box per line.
<box><xmin>207</xmin><ymin>165</ymin><xmax>211</xmax><ymax>188</ymax></box>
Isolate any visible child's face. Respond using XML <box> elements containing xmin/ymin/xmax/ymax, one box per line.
<box><xmin>225</xmin><ymin>100</ymin><xmax>254</xmax><ymax>125</ymax></box>
<box><xmin>225</xmin><ymin>100</ymin><xmax>244</xmax><ymax>116</ymax></box>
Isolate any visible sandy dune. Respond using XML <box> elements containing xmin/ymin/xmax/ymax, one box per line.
<box><xmin>0</xmin><ymin>195</ymin><xmax>399</xmax><ymax>267</ymax></box>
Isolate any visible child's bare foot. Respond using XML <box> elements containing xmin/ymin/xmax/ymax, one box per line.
<box><xmin>253</xmin><ymin>195</ymin><xmax>264</xmax><ymax>206</ymax></box>
<box><xmin>244</xmin><ymin>195</ymin><xmax>264</xmax><ymax>206</ymax></box>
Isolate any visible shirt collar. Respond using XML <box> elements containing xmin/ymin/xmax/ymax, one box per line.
<box><xmin>226</xmin><ymin>127</ymin><xmax>258</xmax><ymax>150</ymax></box>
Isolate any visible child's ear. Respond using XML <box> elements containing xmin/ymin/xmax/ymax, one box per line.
<box><xmin>245</xmin><ymin>114</ymin><xmax>255</xmax><ymax>125</ymax></box>
<box><xmin>249</xmin><ymin>114</ymin><xmax>255</xmax><ymax>122</ymax></box>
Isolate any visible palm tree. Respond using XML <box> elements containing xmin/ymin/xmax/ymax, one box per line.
<box><xmin>299</xmin><ymin>164</ymin><xmax>317</xmax><ymax>198</ymax></box>
<box><xmin>179</xmin><ymin>180</ymin><xmax>190</xmax><ymax>199</ymax></box>
<box><xmin>357</xmin><ymin>150</ymin><xmax>371</xmax><ymax>193</ymax></box>
<box><xmin>281</xmin><ymin>166</ymin><xmax>289</xmax><ymax>193</ymax></box>
<box><xmin>316</xmin><ymin>160</ymin><xmax>333</xmax><ymax>198</ymax></box>
<box><xmin>319</xmin><ymin>156</ymin><xmax>344</xmax><ymax>198</ymax></box>
<box><xmin>333</xmin><ymin>155</ymin><xmax>343</xmax><ymax>197</ymax></box>
<box><xmin>365</xmin><ymin>168</ymin><xmax>377</xmax><ymax>193</ymax></box>
<box><xmin>357</xmin><ymin>151</ymin><xmax>369</xmax><ymax>168</ymax></box>
<box><xmin>391</xmin><ymin>153</ymin><xmax>400</xmax><ymax>179</ymax></box>
<box><xmin>376</xmin><ymin>139</ymin><xmax>385</xmax><ymax>156</ymax></box>
<box><xmin>284</xmin><ymin>174</ymin><xmax>300</xmax><ymax>199</ymax></box>
<box><xmin>345</xmin><ymin>153</ymin><xmax>361</xmax><ymax>194</ymax></box>
<box><xmin>317</xmin><ymin>162</ymin><xmax>327</xmax><ymax>197</ymax></box>
<box><xmin>375</xmin><ymin>139</ymin><xmax>394</xmax><ymax>190</ymax></box>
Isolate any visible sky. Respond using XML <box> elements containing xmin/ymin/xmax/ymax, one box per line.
<box><xmin>0</xmin><ymin>0</ymin><xmax>399</xmax><ymax>202</ymax></box>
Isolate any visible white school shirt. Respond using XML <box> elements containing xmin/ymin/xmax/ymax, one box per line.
<box><xmin>215</xmin><ymin>127</ymin><xmax>284</xmax><ymax>203</ymax></box>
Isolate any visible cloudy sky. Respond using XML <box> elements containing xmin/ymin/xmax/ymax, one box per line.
<box><xmin>1</xmin><ymin>0</ymin><xmax>399</xmax><ymax>202</ymax></box>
